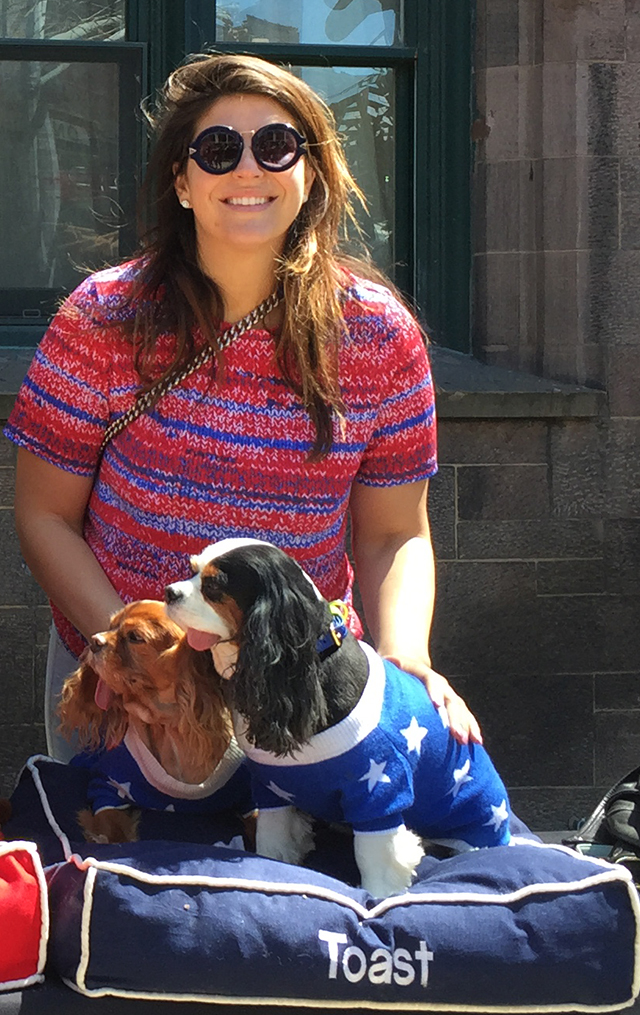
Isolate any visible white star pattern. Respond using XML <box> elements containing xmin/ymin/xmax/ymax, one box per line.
<box><xmin>266</xmin><ymin>780</ymin><xmax>296</xmax><ymax>803</ymax></box>
<box><xmin>106</xmin><ymin>778</ymin><xmax>134</xmax><ymax>802</ymax></box>
<box><xmin>484</xmin><ymin>799</ymin><xmax>509</xmax><ymax>832</ymax></box>
<box><xmin>449</xmin><ymin>759</ymin><xmax>473</xmax><ymax>798</ymax></box>
<box><xmin>359</xmin><ymin>759</ymin><xmax>392</xmax><ymax>793</ymax></box>
<box><xmin>400</xmin><ymin>716</ymin><xmax>428</xmax><ymax>755</ymax></box>
<box><xmin>165</xmin><ymin>804</ymin><xmax>176</xmax><ymax>812</ymax></box>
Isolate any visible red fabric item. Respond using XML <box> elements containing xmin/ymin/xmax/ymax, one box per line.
<box><xmin>0</xmin><ymin>843</ymin><xmax>47</xmax><ymax>989</ymax></box>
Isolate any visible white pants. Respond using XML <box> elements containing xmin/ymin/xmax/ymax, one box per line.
<box><xmin>45</xmin><ymin>624</ymin><xmax>80</xmax><ymax>762</ymax></box>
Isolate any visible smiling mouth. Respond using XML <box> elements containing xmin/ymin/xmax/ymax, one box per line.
<box><xmin>224</xmin><ymin>196</ymin><xmax>275</xmax><ymax>207</ymax></box>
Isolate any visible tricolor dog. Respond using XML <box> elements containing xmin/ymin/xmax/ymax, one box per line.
<box><xmin>165</xmin><ymin>538</ymin><xmax>511</xmax><ymax>898</ymax></box>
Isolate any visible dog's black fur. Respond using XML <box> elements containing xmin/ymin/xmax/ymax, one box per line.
<box><xmin>201</xmin><ymin>544</ymin><xmax>369</xmax><ymax>756</ymax></box>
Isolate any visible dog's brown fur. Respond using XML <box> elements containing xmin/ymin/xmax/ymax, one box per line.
<box><xmin>58</xmin><ymin>600</ymin><xmax>232</xmax><ymax>844</ymax></box>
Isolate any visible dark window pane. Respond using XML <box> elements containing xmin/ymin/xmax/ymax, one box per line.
<box><xmin>216</xmin><ymin>0</ymin><xmax>402</xmax><ymax>47</ymax></box>
<box><xmin>0</xmin><ymin>0</ymin><xmax>125</xmax><ymax>40</ymax></box>
<box><xmin>300</xmin><ymin>65</ymin><xmax>395</xmax><ymax>274</ymax></box>
<box><xmin>0</xmin><ymin>59</ymin><xmax>123</xmax><ymax>295</ymax></box>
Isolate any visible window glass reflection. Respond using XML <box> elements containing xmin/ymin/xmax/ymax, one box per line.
<box><xmin>0</xmin><ymin>0</ymin><xmax>125</xmax><ymax>40</ymax></box>
<box><xmin>216</xmin><ymin>0</ymin><xmax>402</xmax><ymax>47</ymax></box>
<box><xmin>0</xmin><ymin>60</ymin><xmax>122</xmax><ymax>293</ymax></box>
<box><xmin>301</xmin><ymin>66</ymin><xmax>395</xmax><ymax>273</ymax></box>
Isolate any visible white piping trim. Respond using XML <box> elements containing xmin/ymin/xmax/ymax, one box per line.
<box><xmin>59</xmin><ymin>982</ymin><xmax>639</xmax><ymax>1012</ymax></box>
<box><xmin>0</xmin><ymin>839</ymin><xmax>49</xmax><ymax>981</ymax></box>
<box><xmin>237</xmin><ymin>643</ymin><xmax>385</xmax><ymax>765</ymax></box>
<box><xmin>123</xmin><ymin>727</ymin><xmax>245</xmax><ymax>800</ymax></box>
<box><xmin>24</xmin><ymin>755</ymin><xmax>73</xmax><ymax>860</ymax></box>
<box><xmin>76</xmin><ymin>864</ymin><xmax>98</xmax><ymax>992</ymax></box>
<box><xmin>0</xmin><ymin>973</ymin><xmax>45</xmax><ymax>993</ymax></box>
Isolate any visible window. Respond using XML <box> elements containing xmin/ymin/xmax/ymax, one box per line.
<box><xmin>0</xmin><ymin>0</ymin><xmax>142</xmax><ymax>342</ymax></box>
<box><xmin>1</xmin><ymin>0</ymin><xmax>472</xmax><ymax>350</ymax></box>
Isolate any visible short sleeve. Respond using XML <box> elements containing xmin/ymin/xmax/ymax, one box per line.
<box><xmin>4</xmin><ymin>276</ymin><xmax>116</xmax><ymax>477</ymax></box>
<box><xmin>346</xmin><ymin>283</ymin><xmax>437</xmax><ymax>487</ymax></box>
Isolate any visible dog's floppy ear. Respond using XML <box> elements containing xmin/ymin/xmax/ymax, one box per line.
<box><xmin>58</xmin><ymin>657</ymin><xmax>111</xmax><ymax>751</ymax></box>
<box><xmin>170</xmin><ymin>640</ymin><xmax>232</xmax><ymax>771</ymax></box>
<box><xmin>231</xmin><ymin>572</ymin><xmax>328</xmax><ymax>756</ymax></box>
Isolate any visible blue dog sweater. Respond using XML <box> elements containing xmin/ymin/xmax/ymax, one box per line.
<box><xmin>237</xmin><ymin>644</ymin><xmax>511</xmax><ymax>848</ymax></box>
<box><xmin>71</xmin><ymin>730</ymin><xmax>253</xmax><ymax>817</ymax></box>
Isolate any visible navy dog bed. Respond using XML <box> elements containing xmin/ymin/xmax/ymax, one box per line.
<box><xmin>2</xmin><ymin>755</ymin><xmax>640</xmax><ymax>1012</ymax></box>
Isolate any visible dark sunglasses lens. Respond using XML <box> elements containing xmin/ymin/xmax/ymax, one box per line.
<box><xmin>198</xmin><ymin>129</ymin><xmax>242</xmax><ymax>173</ymax></box>
<box><xmin>254</xmin><ymin>127</ymin><xmax>300</xmax><ymax>169</ymax></box>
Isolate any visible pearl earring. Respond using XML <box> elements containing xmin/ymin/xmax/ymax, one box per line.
<box><xmin>180</xmin><ymin>199</ymin><xmax>190</xmax><ymax>209</ymax></box>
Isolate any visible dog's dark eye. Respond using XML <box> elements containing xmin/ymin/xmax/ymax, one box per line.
<box><xmin>126</xmin><ymin>631</ymin><xmax>145</xmax><ymax>644</ymax></box>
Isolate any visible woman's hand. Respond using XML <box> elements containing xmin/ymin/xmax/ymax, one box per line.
<box><xmin>382</xmin><ymin>654</ymin><xmax>483</xmax><ymax>746</ymax></box>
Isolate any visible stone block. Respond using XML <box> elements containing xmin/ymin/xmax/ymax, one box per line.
<box><xmin>0</xmin><ymin>724</ymin><xmax>47</xmax><ymax>797</ymax></box>
<box><xmin>537</xmin><ymin>594</ymin><xmax>607</xmax><ymax>673</ymax></box>
<box><xmin>483</xmin><ymin>161</ymin><xmax>524</xmax><ymax>253</ymax></box>
<box><xmin>437</xmin><ymin>418</ymin><xmax>548</xmax><ymax>466</ymax></box>
<box><xmin>0</xmin><ymin>435</ymin><xmax>16</xmax><ymax>467</ymax></box>
<box><xmin>608</xmin><ymin>344</ymin><xmax>640</xmax><ymax>416</ymax></box>
<box><xmin>604</xmin><ymin>520</ymin><xmax>640</xmax><ymax>593</ymax></box>
<box><xmin>0</xmin><ymin>609</ymin><xmax>37</xmax><ymax>725</ymax></box>
<box><xmin>485</xmin><ymin>0</ymin><xmax>520</xmax><ymax>67</ymax></box>
<box><xmin>595</xmin><ymin>710</ymin><xmax>640</xmax><ymax>784</ymax></box>
<box><xmin>626</xmin><ymin>0</ymin><xmax>640</xmax><ymax>59</ymax></box>
<box><xmin>0</xmin><ymin>469</ymin><xmax>14</xmax><ymax>507</ymax></box>
<box><xmin>549</xmin><ymin>419</ymin><xmax>606</xmax><ymax>518</ymax></box>
<box><xmin>543</xmin><ymin>0</ymin><xmax>578</xmax><ymax>63</ymax></box>
<box><xmin>453</xmin><ymin>671</ymin><xmax>594</xmax><ymax>787</ymax></box>
<box><xmin>595</xmin><ymin>672</ymin><xmax>640</xmax><ymax>710</ymax></box>
<box><xmin>483</xmin><ymin>65</ymin><xmax>521</xmax><ymax>161</ymax></box>
<box><xmin>431</xmin><ymin>559</ymin><xmax>539</xmax><ymax>676</ymax></box>
<box><xmin>518</xmin><ymin>0</ymin><xmax>543</xmax><ymax>66</ymax></box>
<box><xmin>518</xmin><ymin>64</ymin><xmax>543</xmax><ymax>160</ymax></box>
<box><xmin>0</xmin><ymin>510</ymin><xmax>47</xmax><ymax>606</ymax></box>
<box><xmin>457</xmin><ymin>464</ymin><xmax>550</xmax><ymax>520</ymax></box>
<box><xmin>602</xmin><ymin>594</ymin><xmax>640</xmax><ymax>670</ymax></box>
<box><xmin>589</xmin><ymin>62</ymin><xmax>640</xmax><ymax>157</ymax></box>
<box><xmin>473</xmin><ymin>252</ymin><xmax>522</xmax><ymax>353</ymax></box>
<box><xmin>606</xmin><ymin>418</ymin><xmax>640</xmax><ymax>517</ymax></box>
<box><xmin>587</xmin><ymin>250</ymin><xmax>640</xmax><ymax>346</ymax></box>
<box><xmin>536</xmin><ymin>558</ymin><xmax>605</xmax><ymax>595</ymax></box>
<box><xmin>509</xmin><ymin>785</ymin><xmax>607</xmax><ymax>832</ymax></box>
<box><xmin>542</xmin><ymin>63</ymin><xmax>583</xmax><ymax>159</ymax></box>
<box><xmin>620</xmin><ymin>159</ymin><xmax>640</xmax><ymax>249</ymax></box>
<box><xmin>459</xmin><ymin>519</ymin><xmax>602</xmax><ymax>560</ymax></box>
<box><xmin>428</xmin><ymin>465</ymin><xmax>456</xmax><ymax>561</ymax></box>
<box><xmin>577</xmin><ymin>0</ymin><xmax>626</xmax><ymax>61</ymax></box>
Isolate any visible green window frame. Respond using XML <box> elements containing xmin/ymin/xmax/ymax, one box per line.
<box><xmin>128</xmin><ymin>0</ymin><xmax>473</xmax><ymax>351</ymax></box>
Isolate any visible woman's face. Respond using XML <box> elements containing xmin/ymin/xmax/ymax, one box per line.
<box><xmin>174</xmin><ymin>93</ymin><xmax>315</xmax><ymax>264</ymax></box>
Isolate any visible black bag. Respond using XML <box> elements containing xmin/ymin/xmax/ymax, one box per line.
<box><xmin>563</xmin><ymin>766</ymin><xmax>640</xmax><ymax>882</ymax></box>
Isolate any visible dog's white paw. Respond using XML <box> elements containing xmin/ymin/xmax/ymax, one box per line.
<box><xmin>355</xmin><ymin>826</ymin><xmax>425</xmax><ymax>898</ymax></box>
<box><xmin>256</xmin><ymin>807</ymin><xmax>315</xmax><ymax>866</ymax></box>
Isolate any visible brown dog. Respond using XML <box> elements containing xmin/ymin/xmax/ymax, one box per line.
<box><xmin>58</xmin><ymin>600</ymin><xmax>235</xmax><ymax>843</ymax></box>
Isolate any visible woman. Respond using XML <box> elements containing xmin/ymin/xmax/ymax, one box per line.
<box><xmin>6</xmin><ymin>53</ymin><xmax>480</xmax><ymax>760</ymax></box>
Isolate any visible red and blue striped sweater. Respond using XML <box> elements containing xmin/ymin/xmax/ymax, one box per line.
<box><xmin>6</xmin><ymin>259</ymin><xmax>437</xmax><ymax>657</ymax></box>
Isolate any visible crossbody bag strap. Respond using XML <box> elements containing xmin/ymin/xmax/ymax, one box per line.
<box><xmin>97</xmin><ymin>289</ymin><xmax>282</xmax><ymax>459</ymax></box>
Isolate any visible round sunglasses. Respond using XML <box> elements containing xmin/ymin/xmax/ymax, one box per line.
<box><xmin>188</xmin><ymin>123</ymin><xmax>308</xmax><ymax>175</ymax></box>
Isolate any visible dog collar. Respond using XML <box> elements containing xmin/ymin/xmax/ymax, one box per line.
<box><xmin>316</xmin><ymin>600</ymin><xmax>350</xmax><ymax>660</ymax></box>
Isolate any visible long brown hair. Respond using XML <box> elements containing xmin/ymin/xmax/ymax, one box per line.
<box><xmin>130</xmin><ymin>52</ymin><xmax>378</xmax><ymax>459</ymax></box>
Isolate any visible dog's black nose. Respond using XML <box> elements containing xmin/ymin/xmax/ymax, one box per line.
<box><xmin>164</xmin><ymin>585</ymin><xmax>182</xmax><ymax>604</ymax></box>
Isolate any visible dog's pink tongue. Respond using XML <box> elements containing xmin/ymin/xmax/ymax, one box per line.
<box><xmin>186</xmin><ymin>629</ymin><xmax>221</xmax><ymax>652</ymax></box>
<box><xmin>94</xmin><ymin>678</ymin><xmax>115</xmax><ymax>711</ymax></box>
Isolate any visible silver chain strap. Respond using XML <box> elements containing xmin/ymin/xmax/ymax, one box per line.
<box><xmin>98</xmin><ymin>289</ymin><xmax>282</xmax><ymax>457</ymax></box>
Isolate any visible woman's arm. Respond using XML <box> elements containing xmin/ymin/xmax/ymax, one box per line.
<box><xmin>349</xmin><ymin>478</ymin><xmax>482</xmax><ymax>744</ymax></box>
<box><xmin>15</xmin><ymin>449</ymin><xmax>124</xmax><ymax>641</ymax></box>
